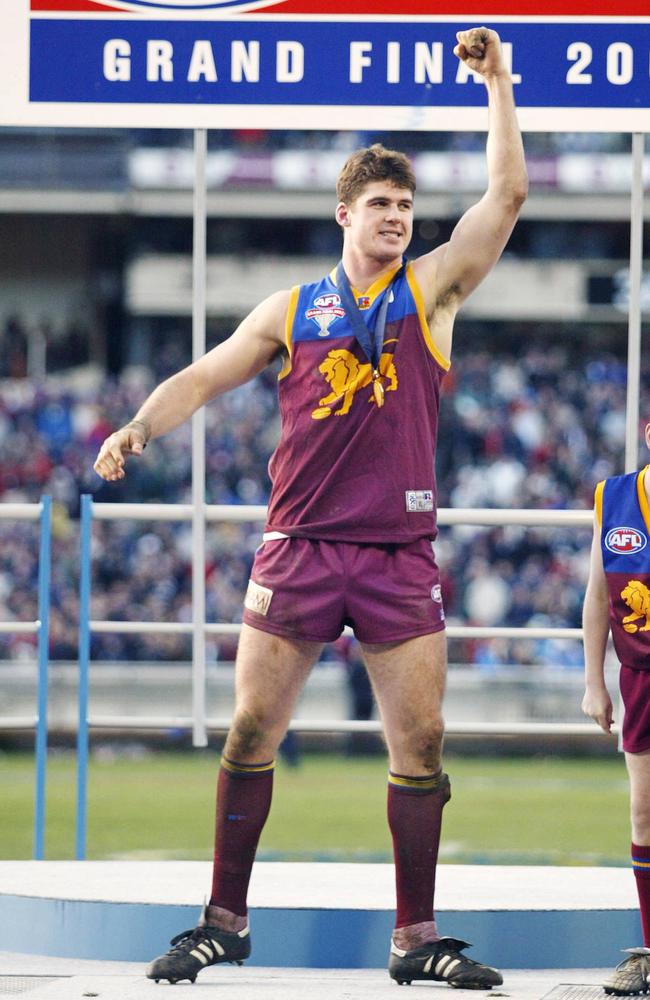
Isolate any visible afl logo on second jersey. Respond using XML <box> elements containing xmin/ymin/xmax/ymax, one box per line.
<box><xmin>605</xmin><ymin>526</ymin><xmax>648</xmax><ymax>555</ymax></box>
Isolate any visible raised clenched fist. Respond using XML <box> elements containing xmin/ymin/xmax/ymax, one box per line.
<box><xmin>454</xmin><ymin>27</ymin><xmax>506</xmax><ymax>79</ymax></box>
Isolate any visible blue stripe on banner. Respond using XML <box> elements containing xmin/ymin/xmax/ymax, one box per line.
<box><xmin>30</xmin><ymin>19</ymin><xmax>650</xmax><ymax>109</ymax></box>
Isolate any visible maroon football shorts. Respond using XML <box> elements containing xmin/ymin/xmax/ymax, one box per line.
<box><xmin>620</xmin><ymin>664</ymin><xmax>650</xmax><ymax>753</ymax></box>
<box><xmin>241</xmin><ymin>535</ymin><xmax>446</xmax><ymax>644</ymax></box>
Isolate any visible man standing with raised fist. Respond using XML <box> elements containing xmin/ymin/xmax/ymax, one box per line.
<box><xmin>94</xmin><ymin>26</ymin><xmax>527</xmax><ymax>989</ymax></box>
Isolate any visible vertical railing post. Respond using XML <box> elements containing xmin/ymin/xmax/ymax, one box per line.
<box><xmin>625</xmin><ymin>132</ymin><xmax>645</xmax><ymax>474</ymax></box>
<box><xmin>76</xmin><ymin>493</ymin><xmax>93</xmax><ymax>859</ymax></box>
<box><xmin>192</xmin><ymin>127</ymin><xmax>208</xmax><ymax>748</ymax></box>
<box><xmin>33</xmin><ymin>495</ymin><xmax>51</xmax><ymax>860</ymax></box>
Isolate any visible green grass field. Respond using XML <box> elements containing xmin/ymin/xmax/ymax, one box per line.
<box><xmin>0</xmin><ymin>750</ymin><xmax>631</xmax><ymax>864</ymax></box>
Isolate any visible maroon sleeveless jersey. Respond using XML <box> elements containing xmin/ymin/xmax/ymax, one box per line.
<box><xmin>265</xmin><ymin>261</ymin><xmax>449</xmax><ymax>543</ymax></box>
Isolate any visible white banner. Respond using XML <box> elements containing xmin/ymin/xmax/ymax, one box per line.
<box><xmin>2</xmin><ymin>0</ymin><xmax>650</xmax><ymax>130</ymax></box>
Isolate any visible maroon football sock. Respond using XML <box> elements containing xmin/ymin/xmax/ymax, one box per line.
<box><xmin>387</xmin><ymin>769</ymin><xmax>451</xmax><ymax>929</ymax></box>
<box><xmin>632</xmin><ymin>842</ymin><xmax>650</xmax><ymax>945</ymax></box>
<box><xmin>209</xmin><ymin>757</ymin><xmax>275</xmax><ymax>917</ymax></box>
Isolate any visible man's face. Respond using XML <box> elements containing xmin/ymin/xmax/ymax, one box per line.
<box><xmin>337</xmin><ymin>181</ymin><xmax>414</xmax><ymax>263</ymax></box>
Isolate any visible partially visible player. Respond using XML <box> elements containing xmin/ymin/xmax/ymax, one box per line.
<box><xmin>94</xmin><ymin>26</ymin><xmax>527</xmax><ymax>989</ymax></box>
<box><xmin>582</xmin><ymin>422</ymin><xmax>650</xmax><ymax>996</ymax></box>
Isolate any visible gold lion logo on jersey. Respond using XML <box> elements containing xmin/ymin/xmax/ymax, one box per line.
<box><xmin>621</xmin><ymin>580</ymin><xmax>650</xmax><ymax>633</ymax></box>
<box><xmin>311</xmin><ymin>349</ymin><xmax>398</xmax><ymax>419</ymax></box>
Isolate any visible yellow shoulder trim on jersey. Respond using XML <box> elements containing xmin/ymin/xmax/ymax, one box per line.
<box><xmin>594</xmin><ymin>480</ymin><xmax>605</xmax><ymax>528</ymax></box>
<box><xmin>278</xmin><ymin>285</ymin><xmax>300</xmax><ymax>381</ymax></box>
<box><xmin>637</xmin><ymin>466</ymin><xmax>650</xmax><ymax>535</ymax></box>
<box><xmin>405</xmin><ymin>264</ymin><xmax>451</xmax><ymax>371</ymax></box>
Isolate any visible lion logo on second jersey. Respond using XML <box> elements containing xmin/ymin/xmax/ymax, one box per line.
<box><xmin>311</xmin><ymin>349</ymin><xmax>398</xmax><ymax>419</ymax></box>
<box><xmin>621</xmin><ymin>579</ymin><xmax>650</xmax><ymax>633</ymax></box>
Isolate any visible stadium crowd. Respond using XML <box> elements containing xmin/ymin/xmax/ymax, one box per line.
<box><xmin>0</xmin><ymin>325</ymin><xmax>637</xmax><ymax>671</ymax></box>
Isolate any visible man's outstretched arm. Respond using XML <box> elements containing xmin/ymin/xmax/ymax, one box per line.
<box><xmin>414</xmin><ymin>27</ymin><xmax>528</xmax><ymax>328</ymax></box>
<box><xmin>94</xmin><ymin>288</ymin><xmax>290</xmax><ymax>482</ymax></box>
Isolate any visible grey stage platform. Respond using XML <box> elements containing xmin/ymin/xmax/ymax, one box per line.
<box><xmin>0</xmin><ymin>953</ymin><xmax>617</xmax><ymax>1000</ymax></box>
<box><xmin>0</xmin><ymin>862</ymin><xmax>642</xmax><ymax>979</ymax></box>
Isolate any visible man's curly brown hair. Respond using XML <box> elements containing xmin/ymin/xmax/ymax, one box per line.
<box><xmin>336</xmin><ymin>144</ymin><xmax>416</xmax><ymax>205</ymax></box>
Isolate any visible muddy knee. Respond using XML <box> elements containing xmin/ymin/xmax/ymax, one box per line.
<box><xmin>225</xmin><ymin>709</ymin><xmax>274</xmax><ymax>761</ymax></box>
<box><xmin>410</xmin><ymin>720</ymin><xmax>445</xmax><ymax>773</ymax></box>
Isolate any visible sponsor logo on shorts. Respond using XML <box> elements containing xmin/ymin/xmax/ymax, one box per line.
<box><xmin>405</xmin><ymin>490</ymin><xmax>434</xmax><ymax>512</ymax></box>
<box><xmin>244</xmin><ymin>579</ymin><xmax>273</xmax><ymax>616</ymax></box>
<box><xmin>431</xmin><ymin>583</ymin><xmax>445</xmax><ymax>620</ymax></box>
<box><xmin>605</xmin><ymin>526</ymin><xmax>648</xmax><ymax>555</ymax></box>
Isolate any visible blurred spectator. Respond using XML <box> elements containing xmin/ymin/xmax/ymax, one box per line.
<box><xmin>0</xmin><ymin>316</ymin><xmax>28</xmax><ymax>378</ymax></box>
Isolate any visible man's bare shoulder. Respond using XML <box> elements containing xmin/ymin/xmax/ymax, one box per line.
<box><xmin>238</xmin><ymin>287</ymin><xmax>293</xmax><ymax>349</ymax></box>
<box><xmin>265</xmin><ymin>287</ymin><xmax>293</xmax><ymax>309</ymax></box>
<box><xmin>261</xmin><ymin>287</ymin><xmax>293</xmax><ymax>317</ymax></box>
<box><xmin>250</xmin><ymin>287</ymin><xmax>293</xmax><ymax>319</ymax></box>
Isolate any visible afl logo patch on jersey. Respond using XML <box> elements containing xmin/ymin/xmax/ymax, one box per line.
<box><xmin>306</xmin><ymin>293</ymin><xmax>345</xmax><ymax>337</ymax></box>
<box><xmin>314</xmin><ymin>293</ymin><xmax>341</xmax><ymax>309</ymax></box>
<box><xmin>605</xmin><ymin>526</ymin><xmax>648</xmax><ymax>555</ymax></box>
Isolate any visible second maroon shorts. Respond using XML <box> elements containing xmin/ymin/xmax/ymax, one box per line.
<box><xmin>620</xmin><ymin>664</ymin><xmax>650</xmax><ymax>753</ymax></box>
<box><xmin>242</xmin><ymin>535</ymin><xmax>445</xmax><ymax>644</ymax></box>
